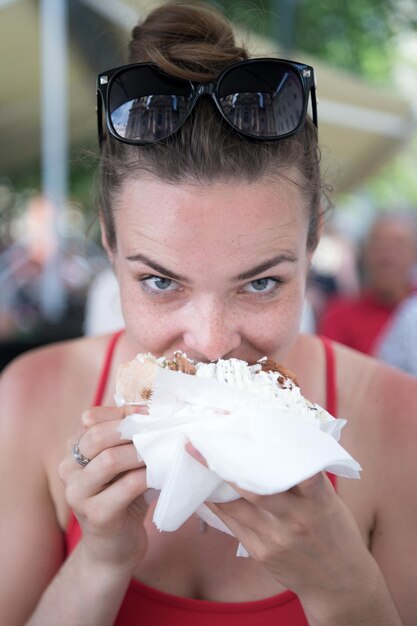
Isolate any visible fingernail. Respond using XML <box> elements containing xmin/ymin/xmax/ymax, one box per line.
<box><xmin>81</xmin><ymin>410</ymin><xmax>93</xmax><ymax>427</ymax></box>
<box><xmin>185</xmin><ymin>441</ymin><xmax>207</xmax><ymax>466</ymax></box>
<box><xmin>136</xmin><ymin>450</ymin><xmax>143</xmax><ymax>463</ymax></box>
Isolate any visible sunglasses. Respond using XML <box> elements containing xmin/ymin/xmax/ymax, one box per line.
<box><xmin>96</xmin><ymin>57</ymin><xmax>317</xmax><ymax>146</ymax></box>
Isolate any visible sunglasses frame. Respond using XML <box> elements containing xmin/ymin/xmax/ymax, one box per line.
<box><xmin>96</xmin><ymin>57</ymin><xmax>317</xmax><ymax>147</ymax></box>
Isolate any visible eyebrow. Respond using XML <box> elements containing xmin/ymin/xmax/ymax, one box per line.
<box><xmin>234</xmin><ymin>253</ymin><xmax>297</xmax><ymax>281</ymax></box>
<box><xmin>126</xmin><ymin>253</ymin><xmax>186</xmax><ymax>282</ymax></box>
<box><xmin>126</xmin><ymin>251</ymin><xmax>297</xmax><ymax>283</ymax></box>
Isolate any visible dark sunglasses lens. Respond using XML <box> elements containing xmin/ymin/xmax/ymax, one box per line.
<box><xmin>108</xmin><ymin>67</ymin><xmax>193</xmax><ymax>141</ymax></box>
<box><xmin>218</xmin><ymin>61</ymin><xmax>305</xmax><ymax>137</ymax></box>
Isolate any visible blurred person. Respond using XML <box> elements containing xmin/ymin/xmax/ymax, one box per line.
<box><xmin>1</xmin><ymin>3</ymin><xmax>416</xmax><ymax>626</ymax></box>
<box><xmin>0</xmin><ymin>241</ymin><xmax>44</xmax><ymax>338</ymax></box>
<box><xmin>84</xmin><ymin>266</ymin><xmax>125</xmax><ymax>336</ymax></box>
<box><xmin>318</xmin><ymin>212</ymin><xmax>417</xmax><ymax>354</ymax></box>
<box><xmin>0</xmin><ymin>195</ymin><xmax>70</xmax><ymax>338</ymax></box>
<box><xmin>377</xmin><ymin>293</ymin><xmax>417</xmax><ymax>376</ymax></box>
<box><xmin>305</xmin><ymin>269</ymin><xmax>340</xmax><ymax>331</ymax></box>
<box><xmin>299</xmin><ymin>296</ymin><xmax>316</xmax><ymax>333</ymax></box>
<box><xmin>304</xmin><ymin>228</ymin><xmax>359</xmax><ymax>333</ymax></box>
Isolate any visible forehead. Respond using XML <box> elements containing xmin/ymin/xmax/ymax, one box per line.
<box><xmin>114</xmin><ymin>175</ymin><xmax>309</xmax><ymax>254</ymax></box>
<box><xmin>368</xmin><ymin>218</ymin><xmax>417</xmax><ymax>247</ymax></box>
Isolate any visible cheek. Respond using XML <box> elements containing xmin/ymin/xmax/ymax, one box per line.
<box><xmin>117</xmin><ymin>262</ymin><xmax>308</xmax><ymax>359</ymax></box>
<box><xmin>118</xmin><ymin>282</ymin><xmax>181</xmax><ymax>353</ymax></box>
<box><xmin>241</xmin><ymin>285</ymin><xmax>305</xmax><ymax>359</ymax></box>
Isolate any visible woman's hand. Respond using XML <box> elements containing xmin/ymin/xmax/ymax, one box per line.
<box><xmin>207</xmin><ymin>473</ymin><xmax>366</xmax><ymax>592</ymax></box>
<box><xmin>186</xmin><ymin>442</ymin><xmax>402</xmax><ymax>625</ymax></box>
<box><xmin>59</xmin><ymin>406</ymin><xmax>149</xmax><ymax>574</ymax></box>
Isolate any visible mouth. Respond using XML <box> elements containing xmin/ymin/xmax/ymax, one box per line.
<box><xmin>162</xmin><ymin>349</ymin><xmax>266</xmax><ymax>366</ymax></box>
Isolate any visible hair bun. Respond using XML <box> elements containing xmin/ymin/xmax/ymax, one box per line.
<box><xmin>128</xmin><ymin>1</ymin><xmax>248</xmax><ymax>80</ymax></box>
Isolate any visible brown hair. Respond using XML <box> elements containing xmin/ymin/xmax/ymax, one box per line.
<box><xmin>98</xmin><ymin>1</ymin><xmax>325</xmax><ymax>252</ymax></box>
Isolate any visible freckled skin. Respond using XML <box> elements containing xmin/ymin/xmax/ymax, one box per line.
<box><xmin>106</xmin><ymin>174</ymin><xmax>313</xmax><ymax>364</ymax></box>
<box><xmin>3</xmin><ymin>171</ymin><xmax>417</xmax><ymax>625</ymax></box>
<box><xmin>363</xmin><ymin>217</ymin><xmax>417</xmax><ymax>305</ymax></box>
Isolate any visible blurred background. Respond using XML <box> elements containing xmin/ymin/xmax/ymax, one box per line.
<box><xmin>1</xmin><ymin>0</ymin><xmax>417</xmax><ymax>371</ymax></box>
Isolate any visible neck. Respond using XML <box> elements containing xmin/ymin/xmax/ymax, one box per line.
<box><xmin>372</xmin><ymin>285</ymin><xmax>410</xmax><ymax>307</ymax></box>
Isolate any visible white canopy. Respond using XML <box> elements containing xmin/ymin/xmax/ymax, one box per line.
<box><xmin>1</xmin><ymin>0</ymin><xmax>415</xmax><ymax>193</ymax></box>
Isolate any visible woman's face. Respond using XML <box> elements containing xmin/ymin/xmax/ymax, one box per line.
<box><xmin>107</xmin><ymin>174</ymin><xmax>313</xmax><ymax>363</ymax></box>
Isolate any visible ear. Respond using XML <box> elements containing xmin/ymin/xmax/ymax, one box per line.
<box><xmin>99</xmin><ymin>216</ymin><xmax>115</xmax><ymax>266</ymax></box>
<box><xmin>307</xmin><ymin>206</ymin><xmax>325</xmax><ymax>264</ymax></box>
<box><xmin>315</xmin><ymin>205</ymin><xmax>326</xmax><ymax>245</ymax></box>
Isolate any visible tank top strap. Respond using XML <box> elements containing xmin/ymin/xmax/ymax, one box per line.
<box><xmin>318</xmin><ymin>336</ymin><xmax>338</xmax><ymax>490</ymax></box>
<box><xmin>92</xmin><ymin>330</ymin><xmax>125</xmax><ymax>407</ymax></box>
<box><xmin>319</xmin><ymin>335</ymin><xmax>337</xmax><ymax>417</ymax></box>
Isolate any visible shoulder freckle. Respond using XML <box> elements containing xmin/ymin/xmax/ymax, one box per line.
<box><xmin>369</xmin><ymin>364</ymin><xmax>417</xmax><ymax>448</ymax></box>
<box><xmin>0</xmin><ymin>338</ymin><xmax>94</xmax><ymax>420</ymax></box>
<box><xmin>335</xmin><ymin>343</ymin><xmax>417</xmax><ymax>444</ymax></box>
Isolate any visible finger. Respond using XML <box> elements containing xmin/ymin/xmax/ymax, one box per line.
<box><xmin>66</xmin><ymin>423</ymin><xmax>88</xmax><ymax>453</ymax></box>
<box><xmin>185</xmin><ymin>441</ymin><xmax>208</xmax><ymax>466</ymax></box>
<box><xmin>184</xmin><ymin>441</ymin><xmax>288</xmax><ymax>513</ymax></box>
<box><xmin>217</xmin><ymin>472</ymin><xmax>333</xmax><ymax>518</ymax></box>
<box><xmin>185</xmin><ymin>443</ymin><xmax>331</xmax><ymax>515</ymax></box>
<box><xmin>90</xmin><ymin>466</ymin><xmax>148</xmax><ymax>522</ymax></box>
<box><xmin>207</xmin><ymin>495</ymin><xmax>316</xmax><ymax>568</ymax></box>
<box><xmin>288</xmin><ymin>472</ymin><xmax>331</xmax><ymax>499</ymax></box>
<box><xmin>77</xmin><ymin>419</ymin><xmax>132</xmax><ymax>462</ymax></box>
<box><xmin>66</xmin><ymin>405</ymin><xmax>141</xmax><ymax>453</ymax></box>
<box><xmin>81</xmin><ymin>404</ymin><xmax>146</xmax><ymax>428</ymax></box>
<box><xmin>185</xmin><ymin>440</ymin><xmax>298</xmax><ymax>521</ymax></box>
<box><xmin>210</xmin><ymin>495</ymin><xmax>276</xmax><ymax>536</ymax></box>
<box><xmin>65</xmin><ymin>443</ymin><xmax>144</xmax><ymax>503</ymax></box>
<box><xmin>214</xmin><ymin>478</ymin><xmax>338</xmax><ymax>547</ymax></box>
<box><xmin>205</xmin><ymin>501</ymin><xmax>261</xmax><ymax>558</ymax></box>
<box><xmin>185</xmin><ymin>441</ymin><xmax>290</xmax><ymax>540</ymax></box>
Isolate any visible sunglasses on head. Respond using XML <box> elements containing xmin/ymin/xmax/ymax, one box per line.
<box><xmin>96</xmin><ymin>57</ymin><xmax>317</xmax><ymax>146</ymax></box>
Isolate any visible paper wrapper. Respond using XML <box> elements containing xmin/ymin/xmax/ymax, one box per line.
<box><xmin>117</xmin><ymin>367</ymin><xmax>361</xmax><ymax>557</ymax></box>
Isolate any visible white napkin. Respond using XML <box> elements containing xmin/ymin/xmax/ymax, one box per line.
<box><xmin>118</xmin><ymin>367</ymin><xmax>361</xmax><ymax>555</ymax></box>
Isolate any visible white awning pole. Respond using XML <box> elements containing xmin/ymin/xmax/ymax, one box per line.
<box><xmin>39</xmin><ymin>0</ymin><xmax>68</xmax><ymax>321</ymax></box>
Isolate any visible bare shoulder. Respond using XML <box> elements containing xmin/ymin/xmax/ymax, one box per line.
<box><xmin>0</xmin><ymin>334</ymin><xmax>115</xmax><ymax>533</ymax></box>
<box><xmin>330</xmin><ymin>345</ymin><xmax>417</xmax><ymax>623</ymax></box>
<box><xmin>296</xmin><ymin>337</ymin><xmax>417</xmax><ymax>621</ymax></box>
<box><xmin>333</xmin><ymin>339</ymin><xmax>417</xmax><ymax>435</ymax></box>
<box><xmin>0</xmin><ymin>333</ymin><xmax>113</xmax><ymax>478</ymax></box>
<box><xmin>293</xmin><ymin>334</ymin><xmax>417</xmax><ymax>477</ymax></box>
<box><xmin>0</xmin><ymin>336</ymin><xmax>113</xmax><ymax>623</ymax></box>
<box><xmin>0</xmin><ymin>334</ymin><xmax>108</xmax><ymax>423</ymax></box>
<box><xmin>332</xmin><ymin>340</ymin><xmax>417</xmax><ymax>513</ymax></box>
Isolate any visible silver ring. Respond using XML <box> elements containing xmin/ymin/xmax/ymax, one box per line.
<box><xmin>72</xmin><ymin>441</ymin><xmax>91</xmax><ymax>467</ymax></box>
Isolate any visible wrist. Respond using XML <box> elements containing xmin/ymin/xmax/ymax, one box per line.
<box><xmin>300</xmin><ymin>566</ymin><xmax>403</xmax><ymax>626</ymax></box>
<box><xmin>26</xmin><ymin>540</ymin><xmax>138</xmax><ymax>626</ymax></box>
<box><xmin>77</xmin><ymin>539</ymin><xmax>140</xmax><ymax>582</ymax></box>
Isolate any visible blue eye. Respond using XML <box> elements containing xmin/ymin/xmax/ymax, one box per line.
<box><xmin>242</xmin><ymin>278</ymin><xmax>280</xmax><ymax>294</ymax></box>
<box><xmin>141</xmin><ymin>275</ymin><xmax>179</xmax><ymax>293</ymax></box>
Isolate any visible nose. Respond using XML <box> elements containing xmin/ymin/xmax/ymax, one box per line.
<box><xmin>182</xmin><ymin>297</ymin><xmax>241</xmax><ymax>362</ymax></box>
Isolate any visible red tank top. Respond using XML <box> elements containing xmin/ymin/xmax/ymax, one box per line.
<box><xmin>65</xmin><ymin>333</ymin><xmax>338</xmax><ymax>625</ymax></box>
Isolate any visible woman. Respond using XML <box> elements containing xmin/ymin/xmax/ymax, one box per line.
<box><xmin>377</xmin><ymin>293</ymin><xmax>417</xmax><ymax>376</ymax></box>
<box><xmin>1</xmin><ymin>2</ymin><xmax>416</xmax><ymax>625</ymax></box>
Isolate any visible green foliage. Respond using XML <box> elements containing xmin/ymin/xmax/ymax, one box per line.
<box><xmin>8</xmin><ymin>2</ymin><xmax>417</xmax><ymax>211</ymax></box>
<box><xmin>293</xmin><ymin>0</ymin><xmax>396</xmax><ymax>81</ymax></box>
<box><xmin>215</xmin><ymin>0</ymin><xmax>417</xmax><ymax>84</ymax></box>
<box><xmin>366</xmin><ymin>134</ymin><xmax>417</xmax><ymax>209</ymax></box>
<box><xmin>214</xmin><ymin>0</ymin><xmax>417</xmax><ymax>207</ymax></box>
